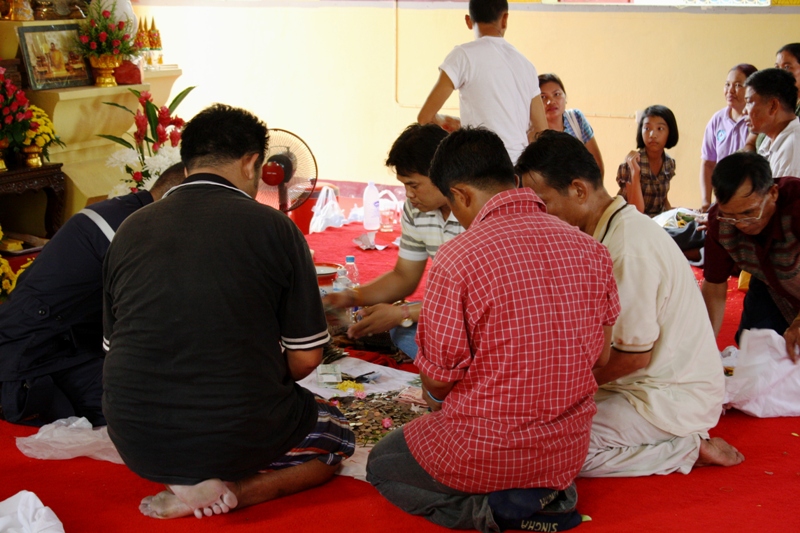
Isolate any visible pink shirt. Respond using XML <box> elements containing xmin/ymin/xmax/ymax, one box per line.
<box><xmin>405</xmin><ymin>188</ymin><xmax>620</xmax><ymax>493</ymax></box>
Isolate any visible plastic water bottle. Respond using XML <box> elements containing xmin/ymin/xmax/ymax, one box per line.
<box><xmin>344</xmin><ymin>255</ymin><xmax>359</xmax><ymax>287</ymax></box>
<box><xmin>363</xmin><ymin>182</ymin><xmax>381</xmax><ymax>231</ymax></box>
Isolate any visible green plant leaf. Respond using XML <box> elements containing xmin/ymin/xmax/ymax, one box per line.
<box><xmin>102</xmin><ymin>102</ymin><xmax>135</xmax><ymax>115</ymax></box>
<box><xmin>97</xmin><ymin>134</ymin><xmax>134</xmax><ymax>150</ymax></box>
<box><xmin>128</xmin><ymin>88</ymin><xmax>141</xmax><ymax>99</ymax></box>
<box><xmin>167</xmin><ymin>86</ymin><xmax>195</xmax><ymax>114</ymax></box>
<box><xmin>144</xmin><ymin>101</ymin><xmax>159</xmax><ymax>141</ymax></box>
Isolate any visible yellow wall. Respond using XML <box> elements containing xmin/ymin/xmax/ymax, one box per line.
<box><xmin>133</xmin><ymin>3</ymin><xmax>800</xmax><ymax>209</ymax></box>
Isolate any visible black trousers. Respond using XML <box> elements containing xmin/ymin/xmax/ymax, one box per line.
<box><xmin>736</xmin><ymin>276</ymin><xmax>790</xmax><ymax>345</ymax></box>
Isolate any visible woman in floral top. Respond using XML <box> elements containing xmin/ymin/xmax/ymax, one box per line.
<box><xmin>616</xmin><ymin>105</ymin><xmax>679</xmax><ymax>217</ymax></box>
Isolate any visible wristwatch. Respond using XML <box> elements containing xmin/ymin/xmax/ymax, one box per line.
<box><xmin>399</xmin><ymin>303</ymin><xmax>413</xmax><ymax>328</ymax></box>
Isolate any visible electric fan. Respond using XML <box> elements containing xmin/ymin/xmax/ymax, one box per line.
<box><xmin>256</xmin><ymin>129</ymin><xmax>318</xmax><ymax>213</ymax></box>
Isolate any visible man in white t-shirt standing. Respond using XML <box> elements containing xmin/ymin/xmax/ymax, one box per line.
<box><xmin>745</xmin><ymin>68</ymin><xmax>800</xmax><ymax>178</ymax></box>
<box><xmin>417</xmin><ymin>0</ymin><xmax>547</xmax><ymax>162</ymax></box>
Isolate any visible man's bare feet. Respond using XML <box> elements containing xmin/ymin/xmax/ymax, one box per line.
<box><xmin>695</xmin><ymin>437</ymin><xmax>745</xmax><ymax>468</ymax></box>
<box><xmin>140</xmin><ymin>491</ymin><xmax>194</xmax><ymax>519</ymax></box>
<box><xmin>139</xmin><ymin>479</ymin><xmax>238</xmax><ymax>519</ymax></box>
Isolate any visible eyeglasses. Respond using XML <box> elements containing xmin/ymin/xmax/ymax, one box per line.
<box><xmin>724</xmin><ymin>82</ymin><xmax>745</xmax><ymax>91</ymax></box>
<box><xmin>717</xmin><ymin>195</ymin><xmax>769</xmax><ymax>226</ymax></box>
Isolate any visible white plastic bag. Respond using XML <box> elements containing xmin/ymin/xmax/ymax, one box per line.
<box><xmin>0</xmin><ymin>491</ymin><xmax>64</xmax><ymax>533</ymax></box>
<box><xmin>378</xmin><ymin>190</ymin><xmax>402</xmax><ymax>222</ymax></box>
<box><xmin>16</xmin><ymin>417</ymin><xmax>124</xmax><ymax>464</ymax></box>
<box><xmin>724</xmin><ymin>329</ymin><xmax>800</xmax><ymax>417</ymax></box>
<box><xmin>309</xmin><ymin>186</ymin><xmax>346</xmax><ymax>234</ymax></box>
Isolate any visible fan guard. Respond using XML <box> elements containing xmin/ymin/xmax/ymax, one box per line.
<box><xmin>255</xmin><ymin>128</ymin><xmax>318</xmax><ymax>212</ymax></box>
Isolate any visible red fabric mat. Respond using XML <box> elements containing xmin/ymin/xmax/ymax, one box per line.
<box><xmin>2</xmin><ymin>225</ymin><xmax>786</xmax><ymax>532</ymax></box>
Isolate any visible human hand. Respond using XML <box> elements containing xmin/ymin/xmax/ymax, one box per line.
<box><xmin>699</xmin><ymin>202</ymin><xmax>711</xmax><ymax>214</ymax></box>
<box><xmin>695</xmin><ymin>212</ymin><xmax>709</xmax><ymax>232</ymax></box>
<box><xmin>625</xmin><ymin>150</ymin><xmax>641</xmax><ymax>176</ymax></box>
<box><xmin>322</xmin><ymin>290</ymin><xmax>356</xmax><ymax>310</ymax></box>
<box><xmin>784</xmin><ymin>317</ymin><xmax>800</xmax><ymax>363</ymax></box>
<box><xmin>347</xmin><ymin>303</ymin><xmax>404</xmax><ymax>339</ymax></box>
<box><xmin>441</xmin><ymin>115</ymin><xmax>461</xmax><ymax>132</ymax></box>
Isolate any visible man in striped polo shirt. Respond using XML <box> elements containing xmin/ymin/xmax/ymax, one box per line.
<box><xmin>324</xmin><ymin>124</ymin><xmax>463</xmax><ymax>359</ymax></box>
<box><xmin>703</xmin><ymin>152</ymin><xmax>800</xmax><ymax>361</ymax></box>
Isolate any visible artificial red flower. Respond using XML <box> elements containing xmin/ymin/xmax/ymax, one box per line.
<box><xmin>99</xmin><ymin>31</ymin><xmax>108</xmax><ymax>42</ymax></box>
<box><xmin>152</xmin><ymin>141</ymin><xmax>161</xmax><ymax>153</ymax></box>
<box><xmin>169</xmin><ymin>129</ymin><xmax>181</xmax><ymax>147</ymax></box>
<box><xmin>112</xmin><ymin>49</ymin><xmax>120</xmax><ymax>55</ymax></box>
<box><xmin>15</xmin><ymin>112</ymin><xmax>25</xmax><ymax>122</ymax></box>
<box><xmin>156</xmin><ymin>124</ymin><xmax>168</xmax><ymax>144</ymax></box>
<box><xmin>170</xmin><ymin>117</ymin><xmax>185</xmax><ymax>129</ymax></box>
<box><xmin>138</xmin><ymin>91</ymin><xmax>152</xmax><ymax>107</ymax></box>
<box><xmin>80</xmin><ymin>35</ymin><xmax>89</xmax><ymax>44</ymax></box>
<box><xmin>102</xmin><ymin>10</ymin><xmax>110</xmax><ymax>18</ymax></box>
<box><xmin>157</xmin><ymin>106</ymin><xmax>171</xmax><ymax>127</ymax></box>
<box><xmin>22</xmin><ymin>110</ymin><xmax>31</xmax><ymax>120</ymax></box>
<box><xmin>4</xmin><ymin>115</ymin><xmax>12</xmax><ymax>125</ymax></box>
<box><xmin>15</xmin><ymin>93</ymin><xmax>27</xmax><ymax>106</ymax></box>
<box><xmin>130</xmin><ymin>187</ymin><xmax>138</xmax><ymax>193</ymax></box>
<box><xmin>108</xmin><ymin>23</ymin><xmax>115</xmax><ymax>32</ymax></box>
<box><xmin>30</xmin><ymin>121</ymin><xmax>39</xmax><ymax>131</ymax></box>
<box><xmin>90</xmin><ymin>42</ymin><xmax>97</xmax><ymax>50</ymax></box>
<box><xmin>9</xmin><ymin>101</ymin><xmax>18</xmax><ymax>112</ymax></box>
<box><xmin>134</xmin><ymin>109</ymin><xmax>148</xmax><ymax>137</ymax></box>
<box><xmin>118</xmin><ymin>21</ymin><xmax>125</xmax><ymax>30</ymax></box>
<box><xmin>123</xmin><ymin>34</ymin><xmax>130</xmax><ymax>40</ymax></box>
<box><xmin>90</xmin><ymin>19</ymin><xmax>96</xmax><ymax>27</ymax></box>
<box><xmin>112</xmin><ymin>40</ymin><xmax>121</xmax><ymax>48</ymax></box>
<box><xmin>2</xmin><ymin>107</ymin><xmax>9</xmax><ymax>116</ymax></box>
<box><xmin>132</xmin><ymin>171</ymin><xmax>143</xmax><ymax>182</ymax></box>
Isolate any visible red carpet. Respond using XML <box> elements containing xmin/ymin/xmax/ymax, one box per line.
<box><xmin>2</xmin><ymin>223</ymin><xmax>798</xmax><ymax>532</ymax></box>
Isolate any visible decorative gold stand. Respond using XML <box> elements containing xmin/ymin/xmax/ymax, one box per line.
<box><xmin>88</xmin><ymin>55</ymin><xmax>123</xmax><ymax>87</ymax></box>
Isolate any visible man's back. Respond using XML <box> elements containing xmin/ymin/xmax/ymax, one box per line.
<box><xmin>103</xmin><ymin>176</ymin><xmax>327</xmax><ymax>484</ymax></box>
<box><xmin>595</xmin><ymin>198</ymin><xmax>724</xmax><ymax>436</ymax></box>
<box><xmin>441</xmin><ymin>37</ymin><xmax>538</xmax><ymax>162</ymax></box>
<box><xmin>406</xmin><ymin>188</ymin><xmax>619</xmax><ymax>493</ymax></box>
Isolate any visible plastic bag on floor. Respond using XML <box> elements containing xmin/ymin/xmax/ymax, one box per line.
<box><xmin>0</xmin><ymin>491</ymin><xmax>64</xmax><ymax>533</ymax></box>
<box><xmin>724</xmin><ymin>329</ymin><xmax>800</xmax><ymax>417</ymax></box>
<box><xmin>16</xmin><ymin>417</ymin><xmax>124</xmax><ymax>464</ymax></box>
<box><xmin>309</xmin><ymin>186</ymin><xmax>346</xmax><ymax>234</ymax></box>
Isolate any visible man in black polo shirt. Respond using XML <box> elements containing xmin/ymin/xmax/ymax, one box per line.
<box><xmin>103</xmin><ymin>104</ymin><xmax>354</xmax><ymax>520</ymax></box>
<box><xmin>0</xmin><ymin>164</ymin><xmax>185</xmax><ymax>427</ymax></box>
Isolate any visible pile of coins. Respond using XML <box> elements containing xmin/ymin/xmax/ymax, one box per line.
<box><xmin>337</xmin><ymin>391</ymin><xmax>429</xmax><ymax>446</ymax></box>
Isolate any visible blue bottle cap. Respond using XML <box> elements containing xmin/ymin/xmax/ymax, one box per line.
<box><xmin>346</xmin><ymin>255</ymin><xmax>355</xmax><ymax>262</ymax></box>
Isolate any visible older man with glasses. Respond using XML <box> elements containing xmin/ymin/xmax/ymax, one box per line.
<box><xmin>701</xmin><ymin>152</ymin><xmax>800</xmax><ymax>361</ymax></box>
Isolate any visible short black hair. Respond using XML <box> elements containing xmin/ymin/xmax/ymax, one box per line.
<box><xmin>732</xmin><ymin>63</ymin><xmax>758</xmax><ymax>79</ymax></box>
<box><xmin>469</xmin><ymin>0</ymin><xmax>508</xmax><ymax>24</ymax></box>
<box><xmin>150</xmin><ymin>162</ymin><xmax>185</xmax><ymax>197</ymax></box>
<box><xmin>180</xmin><ymin>103</ymin><xmax>269</xmax><ymax>172</ymax></box>
<box><xmin>636</xmin><ymin>105</ymin><xmax>679</xmax><ymax>150</ymax></box>
<box><xmin>745</xmin><ymin>68</ymin><xmax>798</xmax><ymax>112</ymax></box>
<box><xmin>515</xmin><ymin>130</ymin><xmax>602</xmax><ymax>194</ymax></box>
<box><xmin>777</xmin><ymin>43</ymin><xmax>800</xmax><ymax>63</ymax></box>
<box><xmin>538</xmin><ymin>73</ymin><xmax>566</xmax><ymax>94</ymax></box>
<box><xmin>711</xmin><ymin>152</ymin><xmax>773</xmax><ymax>205</ymax></box>
<box><xmin>429</xmin><ymin>127</ymin><xmax>515</xmax><ymax>200</ymax></box>
<box><xmin>385</xmin><ymin>123</ymin><xmax>448</xmax><ymax>178</ymax></box>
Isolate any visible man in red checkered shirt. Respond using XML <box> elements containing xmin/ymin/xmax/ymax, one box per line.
<box><xmin>367</xmin><ymin>127</ymin><xmax>620</xmax><ymax>533</ymax></box>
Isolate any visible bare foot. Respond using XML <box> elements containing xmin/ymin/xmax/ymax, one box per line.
<box><xmin>169</xmin><ymin>479</ymin><xmax>238</xmax><ymax>519</ymax></box>
<box><xmin>140</xmin><ymin>491</ymin><xmax>194</xmax><ymax>519</ymax></box>
<box><xmin>695</xmin><ymin>437</ymin><xmax>745</xmax><ymax>468</ymax></box>
<box><xmin>140</xmin><ymin>479</ymin><xmax>238</xmax><ymax>519</ymax></box>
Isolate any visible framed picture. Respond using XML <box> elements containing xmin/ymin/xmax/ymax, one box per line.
<box><xmin>17</xmin><ymin>24</ymin><xmax>92</xmax><ymax>90</ymax></box>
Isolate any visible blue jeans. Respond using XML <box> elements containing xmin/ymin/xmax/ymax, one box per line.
<box><xmin>390</xmin><ymin>322</ymin><xmax>418</xmax><ymax>360</ymax></box>
<box><xmin>366</xmin><ymin>427</ymin><xmax>500</xmax><ymax>533</ymax></box>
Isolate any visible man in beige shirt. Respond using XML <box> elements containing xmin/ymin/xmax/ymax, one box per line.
<box><xmin>516</xmin><ymin>131</ymin><xmax>744</xmax><ymax>476</ymax></box>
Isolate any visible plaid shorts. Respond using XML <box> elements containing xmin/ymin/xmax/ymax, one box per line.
<box><xmin>265</xmin><ymin>396</ymin><xmax>355</xmax><ymax>470</ymax></box>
